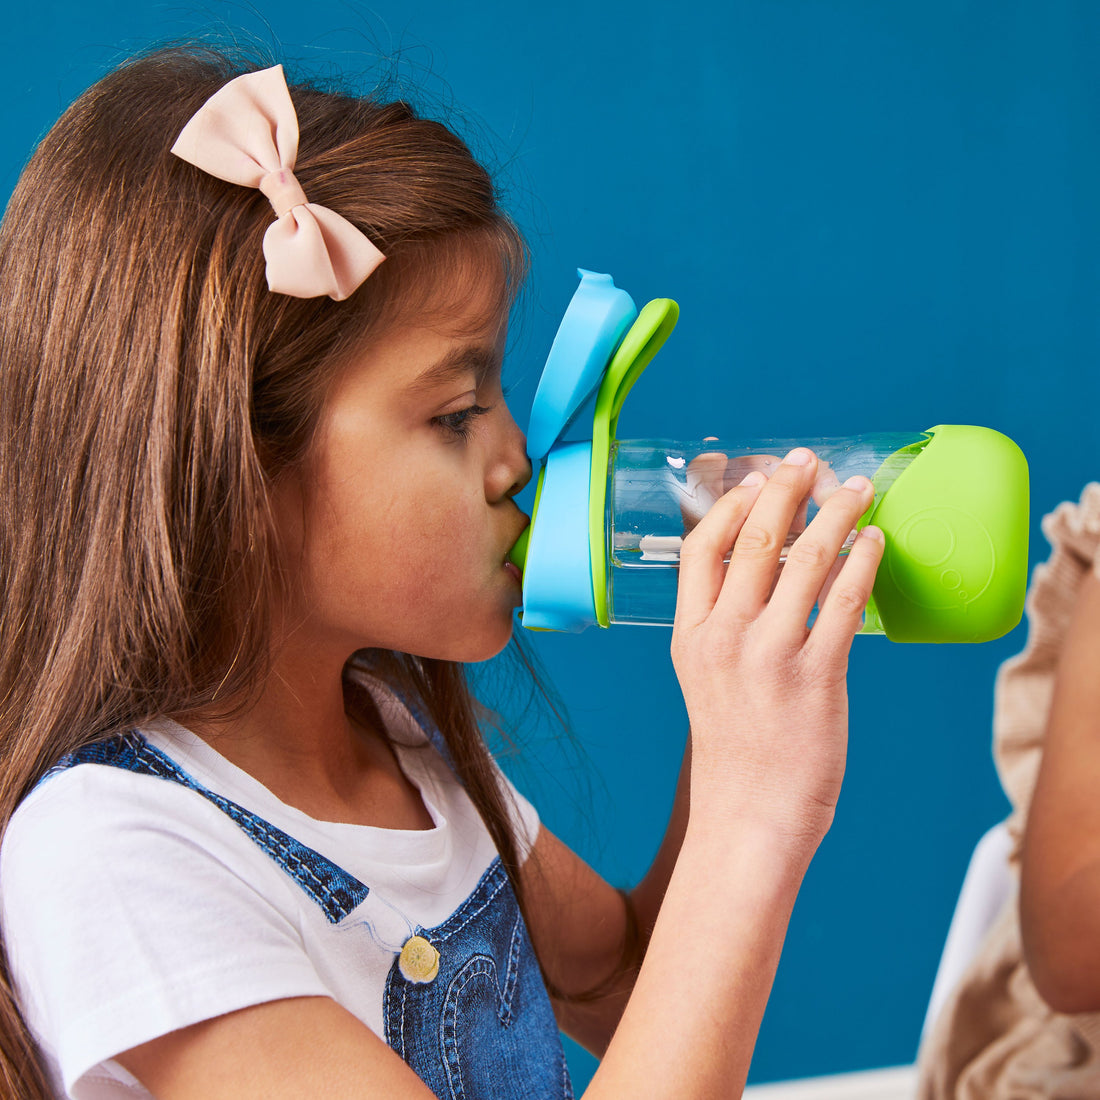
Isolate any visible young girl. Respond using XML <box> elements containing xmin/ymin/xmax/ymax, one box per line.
<box><xmin>0</xmin><ymin>45</ymin><xmax>884</xmax><ymax>1099</ymax></box>
<box><xmin>917</xmin><ymin>485</ymin><xmax>1100</xmax><ymax>1097</ymax></box>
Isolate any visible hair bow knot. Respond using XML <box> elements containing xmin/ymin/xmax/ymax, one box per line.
<box><xmin>171</xmin><ymin>65</ymin><xmax>385</xmax><ymax>301</ymax></box>
<box><xmin>259</xmin><ymin>168</ymin><xmax>308</xmax><ymax>218</ymax></box>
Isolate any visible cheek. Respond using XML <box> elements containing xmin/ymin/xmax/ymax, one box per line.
<box><xmin>312</xmin><ymin>478</ymin><xmax>482</xmax><ymax>600</ymax></box>
<box><xmin>396</xmin><ymin>490</ymin><xmax>491</xmax><ymax>594</ymax></box>
<box><xmin>402</xmin><ymin>492</ymin><xmax>475</xmax><ymax>552</ymax></box>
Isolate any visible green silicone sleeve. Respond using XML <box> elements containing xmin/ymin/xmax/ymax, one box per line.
<box><xmin>864</xmin><ymin>424</ymin><xmax>1029</xmax><ymax>643</ymax></box>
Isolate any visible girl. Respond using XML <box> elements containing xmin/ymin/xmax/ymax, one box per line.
<box><xmin>0</xmin><ymin>44</ymin><xmax>884</xmax><ymax>1099</ymax></box>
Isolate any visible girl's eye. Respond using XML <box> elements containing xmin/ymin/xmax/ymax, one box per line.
<box><xmin>433</xmin><ymin>404</ymin><xmax>492</xmax><ymax>440</ymax></box>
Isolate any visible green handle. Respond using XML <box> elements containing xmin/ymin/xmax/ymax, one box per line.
<box><xmin>588</xmin><ymin>299</ymin><xmax>680</xmax><ymax>626</ymax></box>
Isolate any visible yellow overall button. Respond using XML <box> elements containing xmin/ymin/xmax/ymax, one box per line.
<box><xmin>399</xmin><ymin>935</ymin><xmax>440</xmax><ymax>983</ymax></box>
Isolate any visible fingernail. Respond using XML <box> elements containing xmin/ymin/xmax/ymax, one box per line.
<box><xmin>783</xmin><ymin>447</ymin><xmax>812</xmax><ymax>466</ymax></box>
<box><xmin>860</xmin><ymin>525</ymin><xmax>884</xmax><ymax>542</ymax></box>
<box><xmin>740</xmin><ymin>470</ymin><xmax>766</xmax><ymax>487</ymax></box>
<box><xmin>843</xmin><ymin>475</ymin><xmax>872</xmax><ymax>491</ymax></box>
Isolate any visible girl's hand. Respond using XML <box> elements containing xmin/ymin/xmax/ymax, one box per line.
<box><xmin>671</xmin><ymin>447</ymin><xmax>883</xmax><ymax>855</ymax></box>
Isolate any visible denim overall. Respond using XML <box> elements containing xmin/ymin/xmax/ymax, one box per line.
<box><xmin>54</xmin><ymin>733</ymin><xmax>574</xmax><ymax>1100</ymax></box>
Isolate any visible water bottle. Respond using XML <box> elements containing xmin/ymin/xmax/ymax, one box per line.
<box><xmin>508</xmin><ymin>271</ymin><xmax>1029</xmax><ymax>642</ymax></box>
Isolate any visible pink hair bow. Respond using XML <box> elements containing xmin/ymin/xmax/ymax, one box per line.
<box><xmin>171</xmin><ymin>65</ymin><xmax>385</xmax><ymax>301</ymax></box>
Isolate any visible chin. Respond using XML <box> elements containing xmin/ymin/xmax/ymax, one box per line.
<box><xmin>455</xmin><ymin>629</ymin><xmax>515</xmax><ymax>665</ymax></box>
<box><xmin>396</xmin><ymin>615</ymin><xmax>515</xmax><ymax>665</ymax></box>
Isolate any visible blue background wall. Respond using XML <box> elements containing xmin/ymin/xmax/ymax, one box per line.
<box><xmin>5</xmin><ymin>0</ymin><xmax>1096</xmax><ymax>1089</ymax></box>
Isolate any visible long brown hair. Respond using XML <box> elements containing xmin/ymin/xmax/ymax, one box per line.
<box><xmin>0</xmin><ymin>44</ymin><xmax>532</xmax><ymax>1096</ymax></box>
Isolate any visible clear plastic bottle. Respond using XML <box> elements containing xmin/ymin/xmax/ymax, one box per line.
<box><xmin>514</xmin><ymin>424</ymin><xmax>1029</xmax><ymax>641</ymax></box>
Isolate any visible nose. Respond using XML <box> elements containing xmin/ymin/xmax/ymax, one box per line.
<box><xmin>508</xmin><ymin>452</ymin><xmax>533</xmax><ymax>499</ymax></box>
<box><xmin>488</xmin><ymin>405</ymin><xmax>532</xmax><ymax>502</ymax></box>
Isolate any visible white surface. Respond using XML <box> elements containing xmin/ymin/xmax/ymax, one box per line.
<box><xmin>920</xmin><ymin>821</ymin><xmax>1015</xmax><ymax>1044</ymax></box>
<box><xmin>744</xmin><ymin>1064</ymin><xmax>916</xmax><ymax>1098</ymax></box>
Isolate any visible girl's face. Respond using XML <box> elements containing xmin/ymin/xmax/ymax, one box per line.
<box><xmin>274</xmin><ymin>294</ymin><xmax>531</xmax><ymax>665</ymax></box>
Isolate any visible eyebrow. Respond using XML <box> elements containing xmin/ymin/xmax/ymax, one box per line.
<box><xmin>402</xmin><ymin>345</ymin><xmax>502</xmax><ymax>397</ymax></box>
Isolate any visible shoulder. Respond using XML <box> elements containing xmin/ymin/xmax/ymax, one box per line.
<box><xmin>1</xmin><ymin>735</ymin><xmax>330</xmax><ymax>1093</ymax></box>
<box><xmin>1</xmin><ymin>732</ymin><xmax>313</xmax><ymax>967</ymax></box>
<box><xmin>4</xmin><ymin>736</ymin><xmax>204</xmax><ymax>874</ymax></box>
<box><xmin>5</xmin><ymin>732</ymin><xmax>292</xmax><ymax>881</ymax></box>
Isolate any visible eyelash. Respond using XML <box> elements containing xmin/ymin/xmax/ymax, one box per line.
<box><xmin>433</xmin><ymin>404</ymin><xmax>492</xmax><ymax>440</ymax></box>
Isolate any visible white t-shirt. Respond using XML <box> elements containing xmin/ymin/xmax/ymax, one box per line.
<box><xmin>0</xmin><ymin>688</ymin><xmax>548</xmax><ymax>1100</ymax></box>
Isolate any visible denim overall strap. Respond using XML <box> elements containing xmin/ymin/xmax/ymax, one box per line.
<box><xmin>52</xmin><ymin>733</ymin><xmax>370</xmax><ymax>924</ymax></box>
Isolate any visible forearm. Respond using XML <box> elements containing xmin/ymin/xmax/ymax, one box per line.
<box><xmin>1021</xmin><ymin>848</ymin><xmax>1100</xmax><ymax>1013</ymax></box>
<box><xmin>1020</xmin><ymin>744</ymin><xmax>1100</xmax><ymax>1010</ymax></box>
<box><xmin>1020</xmin><ymin>570</ymin><xmax>1100</xmax><ymax>1012</ymax></box>
<box><xmin>551</xmin><ymin>735</ymin><xmax>691</xmax><ymax>1054</ymax></box>
<box><xmin>583</xmin><ymin>820</ymin><xmax>810</xmax><ymax>1098</ymax></box>
<box><xmin>630</xmin><ymin>733</ymin><xmax>692</xmax><ymax>938</ymax></box>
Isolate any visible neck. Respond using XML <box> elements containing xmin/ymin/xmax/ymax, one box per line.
<box><xmin>178</xmin><ymin>633</ymin><xmax>392</xmax><ymax>822</ymax></box>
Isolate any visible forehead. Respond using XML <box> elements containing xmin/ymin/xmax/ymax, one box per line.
<box><xmin>325</xmin><ymin>296</ymin><xmax>505</xmax><ymax>415</ymax></box>
<box><xmin>374</xmin><ymin>231</ymin><xmax>517</xmax><ymax>341</ymax></box>
<box><xmin>318</xmin><ymin>234</ymin><xmax>518</xmax><ymax>413</ymax></box>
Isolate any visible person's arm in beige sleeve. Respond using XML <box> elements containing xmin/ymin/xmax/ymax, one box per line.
<box><xmin>1020</xmin><ymin>568</ymin><xmax>1100</xmax><ymax>1012</ymax></box>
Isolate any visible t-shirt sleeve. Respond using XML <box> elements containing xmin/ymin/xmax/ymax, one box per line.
<box><xmin>0</xmin><ymin>767</ymin><xmax>331</xmax><ymax>1097</ymax></box>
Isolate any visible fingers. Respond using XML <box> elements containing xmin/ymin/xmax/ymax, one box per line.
<box><xmin>712</xmin><ymin>448</ymin><xmax>822</xmax><ymax>624</ymax></box>
<box><xmin>674</xmin><ymin>471</ymin><xmax>766</xmax><ymax>629</ymax></box>
<box><xmin>674</xmin><ymin>448</ymin><xmax>884</xmax><ymax>651</ymax></box>
<box><xmin>816</xmin><ymin>555</ymin><xmax>846</xmax><ymax>610</ymax></box>
<box><xmin>766</xmin><ymin>475</ymin><xmax>876</xmax><ymax>632</ymax></box>
<box><xmin>790</xmin><ymin>461</ymin><xmax>840</xmax><ymax>533</ymax></box>
<box><xmin>804</xmin><ymin>525</ymin><xmax>885</xmax><ymax>662</ymax></box>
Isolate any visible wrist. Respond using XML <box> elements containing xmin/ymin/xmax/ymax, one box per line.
<box><xmin>686</xmin><ymin>777</ymin><xmax>834</xmax><ymax>862</ymax></box>
<box><xmin>680</xmin><ymin>808</ymin><xmax>820</xmax><ymax>889</ymax></box>
<box><xmin>686</xmin><ymin>723</ymin><xmax>844</xmax><ymax>841</ymax></box>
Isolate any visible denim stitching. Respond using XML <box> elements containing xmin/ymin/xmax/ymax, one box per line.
<box><xmin>500</xmin><ymin>913</ymin><xmax>523</xmax><ymax>1024</ymax></box>
<box><xmin>438</xmin><ymin>967</ymin><xmax>454</xmax><ymax>1098</ymax></box>
<box><xmin>431</xmin><ymin>861</ymin><xmax>508</xmax><ymax>942</ymax></box>
<box><xmin>442</xmin><ymin>955</ymin><xmax>500</xmax><ymax>1098</ymax></box>
<box><xmin>54</xmin><ymin>733</ymin><xmax>370</xmax><ymax>923</ymax></box>
<box><xmin>382</xmin><ymin>966</ymin><xmax>403</xmax><ymax>1060</ymax></box>
<box><xmin>400</xmin><ymin>975</ymin><xmax>409</xmax><ymax>1061</ymax></box>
